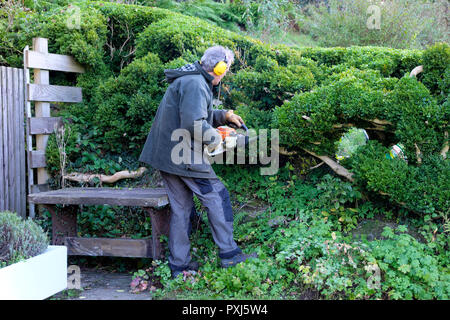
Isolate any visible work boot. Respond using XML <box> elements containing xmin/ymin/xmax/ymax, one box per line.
<box><xmin>188</xmin><ymin>260</ymin><xmax>199</xmax><ymax>271</ymax></box>
<box><xmin>171</xmin><ymin>260</ymin><xmax>200</xmax><ymax>279</ymax></box>
<box><xmin>220</xmin><ymin>252</ymin><xmax>258</xmax><ymax>268</ymax></box>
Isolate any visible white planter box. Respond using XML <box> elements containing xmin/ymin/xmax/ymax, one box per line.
<box><xmin>0</xmin><ymin>245</ymin><xmax>67</xmax><ymax>300</ymax></box>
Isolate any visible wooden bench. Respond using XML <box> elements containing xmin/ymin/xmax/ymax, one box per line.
<box><xmin>24</xmin><ymin>37</ymin><xmax>171</xmax><ymax>259</ymax></box>
<box><xmin>28</xmin><ymin>188</ymin><xmax>170</xmax><ymax>259</ymax></box>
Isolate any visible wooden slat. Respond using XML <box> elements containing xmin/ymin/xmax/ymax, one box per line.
<box><xmin>12</xmin><ymin>68</ymin><xmax>19</xmax><ymax>216</ymax></box>
<box><xmin>24</xmin><ymin>46</ymin><xmax>36</xmax><ymax>218</ymax></box>
<box><xmin>33</xmin><ymin>37</ymin><xmax>51</xmax><ymax>198</ymax></box>
<box><xmin>65</xmin><ymin>237</ymin><xmax>153</xmax><ymax>258</ymax></box>
<box><xmin>0</xmin><ymin>67</ymin><xmax>5</xmax><ymax>211</ymax></box>
<box><xmin>13</xmin><ymin>67</ymin><xmax>25</xmax><ymax>217</ymax></box>
<box><xmin>18</xmin><ymin>69</ymin><xmax>26</xmax><ymax>218</ymax></box>
<box><xmin>29</xmin><ymin>150</ymin><xmax>46</xmax><ymax>168</ymax></box>
<box><xmin>28</xmin><ymin>116</ymin><xmax>63</xmax><ymax>134</ymax></box>
<box><xmin>2</xmin><ymin>67</ymin><xmax>9</xmax><ymax>211</ymax></box>
<box><xmin>27</xmin><ymin>83</ymin><xmax>82</xmax><ymax>103</ymax></box>
<box><xmin>26</xmin><ymin>50</ymin><xmax>85</xmax><ymax>73</ymax></box>
<box><xmin>7</xmin><ymin>67</ymin><xmax>15</xmax><ymax>213</ymax></box>
<box><xmin>27</xmin><ymin>187</ymin><xmax>169</xmax><ymax>207</ymax></box>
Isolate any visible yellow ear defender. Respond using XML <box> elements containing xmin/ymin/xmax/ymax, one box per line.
<box><xmin>213</xmin><ymin>59</ymin><xmax>228</xmax><ymax>76</ymax></box>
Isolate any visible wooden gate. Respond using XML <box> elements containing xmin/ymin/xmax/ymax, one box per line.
<box><xmin>0</xmin><ymin>66</ymin><xmax>26</xmax><ymax>218</ymax></box>
<box><xmin>24</xmin><ymin>37</ymin><xmax>85</xmax><ymax>218</ymax></box>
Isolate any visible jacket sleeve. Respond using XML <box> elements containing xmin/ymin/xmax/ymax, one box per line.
<box><xmin>179</xmin><ymin>80</ymin><xmax>222</xmax><ymax>147</ymax></box>
<box><xmin>212</xmin><ymin>109</ymin><xmax>228</xmax><ymax>127</ymax></box>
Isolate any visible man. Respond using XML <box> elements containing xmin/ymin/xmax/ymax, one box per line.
<box><xmin>139</xmin><ymin>46</ymin><xmax>257</xmax><ymax>278</ymax></box>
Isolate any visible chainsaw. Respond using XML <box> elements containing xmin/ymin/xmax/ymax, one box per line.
<box><xmin>204</xmin><ymin>123</ymin><xmax>249</xmax><ymax>156</ymax></box>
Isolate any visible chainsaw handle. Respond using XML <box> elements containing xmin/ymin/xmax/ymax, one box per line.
<box><xmin>227</xmin><ymin>121</ymin><xmax>248</xmax><ymax>132</ymax></box>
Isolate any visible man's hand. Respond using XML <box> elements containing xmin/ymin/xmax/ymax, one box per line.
<box><xmin>225</xmin><ymin>110</ymin><xmax>244</xmax><ymax>128</ymax></box>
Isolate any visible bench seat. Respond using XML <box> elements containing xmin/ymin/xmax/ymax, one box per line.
<box><xmin>28</xmin><ymin>187</ymin><xmax>169</xmax><ymax>207</ymax></box>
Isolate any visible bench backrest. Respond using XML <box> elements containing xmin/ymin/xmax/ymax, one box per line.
<box><xmin>24</xmin><ymin>37</ymin><xmax>85</xmax><ymax>218</ymax></box>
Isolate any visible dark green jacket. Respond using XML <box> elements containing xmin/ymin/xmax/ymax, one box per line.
<box><xmin>138</xmin><ymin>61</ymin><xmax>227</xmax><ymax>178</ymax></box>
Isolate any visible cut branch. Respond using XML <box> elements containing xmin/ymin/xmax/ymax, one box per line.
<box><xmin>366</xmin><ymin>118</ymin><xmax>392</xmax><ymax>126</ymax></box>
<box><xmin>415</xmin><ymin>143</ymin><xmax>422</xmax><ymax>164</ymax></box>
<box><xmin>409</xmin><ymin>65</ymin><xmax>423</xmax><ymax>78</ymax></box>
<box><xmin>302</xmin><ymin>148</ymin><xmax>354</xmax><ymax>182</ymax></box>
<box><xmin>277</xmin><ymin>146</ymin><xmax>298</xmax><ymax>156</ymax></box>
<box><xmin>64</xmin><ymin>167</ymin><xmax>148</xmax><ymax>184</ymax></box>
<box><xmin>309</xmin><ymin>161</ymin><xmax>325</xmax><ymax>170</ymax></box>
<box><xmin>441</xmin><ymin>131</ymin><xmax>449</xmax><ymax>159</ymax></box>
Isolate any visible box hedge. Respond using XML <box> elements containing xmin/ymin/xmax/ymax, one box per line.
<box><xmin>2</xmin><ymin>1</ymin><xmax>447</xmax><ymax>216</ymax></box>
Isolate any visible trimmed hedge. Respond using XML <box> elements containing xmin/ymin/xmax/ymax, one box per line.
<box><xmin>2</xmin><ymin>1</ymin><xmax>447</xmax><ymax>216</ymax></box>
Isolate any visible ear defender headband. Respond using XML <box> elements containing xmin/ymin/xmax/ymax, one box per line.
<box><xmin>213</xmin><ymin>56</ymin><xmax>228</xmax><ymax>76</ymax></box>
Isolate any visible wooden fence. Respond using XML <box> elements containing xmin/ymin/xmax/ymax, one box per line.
<box><xmin>0</xmin><ymin>66</ymin><xmax>27</xmax><ymax>218</ymax></box>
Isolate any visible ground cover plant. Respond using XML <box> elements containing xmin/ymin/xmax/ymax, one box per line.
<box><xmin>1</xmin><ymin>0</ymin><xmax>448</xmax><ymax>299</ymax></box>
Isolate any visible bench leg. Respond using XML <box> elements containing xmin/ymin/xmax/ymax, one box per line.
<box><xmin>44</xmin><ymin>204</ymin><xmax>78</xmax><ymax>246</ymax></box>
<box><xmin>145</xmin><ymin>206</ymin><xmax>171</xmax><ymax>260</ymax></box>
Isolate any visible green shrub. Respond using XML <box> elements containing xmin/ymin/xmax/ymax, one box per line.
<box><xmin>275</xmin><ymin>70</ymin><xmax>446</xmax><ymax>156</ymax></box>
<box><xmin>95</xmin><ymin>1</ymin><xmax>170</xmax><ymax>72</ymax></box>
<box><xmin>230</xmin><ymin>61</ymin><xmax>316</xmax><ymax>111</ymax></box>
<box><xmin>150</xmin><ymin>0</ymin><xmax>241</xmax><ymax>33</ymax></box>
<box><xmin>40</xmin><ymin>4</ymin><xmax>108</xmax><ymax>69</ymax></box>
<box><xmin>298</xmin><ymin>46</ymin><xmax>423</xmax><ymax>78</ymax></box>
<box><xmin>421</xmin><ymin>42</ymin><xmax>450</xmax><ymax>103</ymax></box>
<box><xmin>274</xmin><ymin>68</ymin><xmax>448</xmax><ymax>216</ymax></box>
<box><xmin>135</xmin><ymin>14</ymin><xmax>226</xmax><ymax>63</ymax></box>
<box><xmin>0</xmin><ymin>211</ymin><xmax>49</xmax><ymax>268</ymax></box>
<box><xmin>349</xmin><ymin>142</ymin><xmax>450</xmax><ymax>215</ymax></box>
<box><xmin>92</xmin><ymin>52</ymin><xmax>166</xmax><ymax>154</ymax></box>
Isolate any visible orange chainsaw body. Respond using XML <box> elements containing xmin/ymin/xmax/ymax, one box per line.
<box><xmin>217</xmin><ymin>126</ymin><xmax>237</xmax><ymax>141</ymax></box>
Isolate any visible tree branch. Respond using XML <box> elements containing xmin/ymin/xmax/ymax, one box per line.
<box><xmin>409</xmin><ymin>65</ymin><xmax>423</xmax><ymax>78</ymax></box>
<box><xmin>64</xmin><ymin>167</ymin><xmax>148</xmax><ymax>184</ymax></box>
<box><xmin>301</xmin><ymin>148</ymin><xmax>354</xmax><ymax>182</ymax></box>
<box><xmin>441</xmin><ymin>131</ymin><xmax>449</xmax><ymax>159</ymax></box>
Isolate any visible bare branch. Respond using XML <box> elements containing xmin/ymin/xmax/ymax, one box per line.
<box><xmin>64</xmin><ymin>167</ymin><xmax>148</xmax><ymax>184</ymax></box>
<box><xmin>309</xmin><ymin>161</ymin><xmax>325</xmax><ymax>170</ymax></box>
<box><xmin>409</xmin><ymin>65</ymin><xmax>423</xmax><ymax>78</ymax></box>
<box><xmin>415</xmin><ymin>143</ymin><xmax>422</xmax><ymax>164</ymax></box>
<box><xmin>442</xmin><ymin>131</ymin><xmax>449</xmax><ymax>159</ymax></box>
<box><xmin>302</xmin><ymin>148</ymin><xmax>354</xmax><ymax>182</ymax></box>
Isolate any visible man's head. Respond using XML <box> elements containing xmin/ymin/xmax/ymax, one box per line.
<box><xmin>200</xmin><ymin>46</ymin><xmax>234</xmax><ymax>85</ymax></box>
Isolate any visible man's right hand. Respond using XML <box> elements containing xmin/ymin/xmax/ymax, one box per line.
<box><xmin>225</xmin><ymin>110</ymin><xmax>244</xmax><ymax>128</ymax></box>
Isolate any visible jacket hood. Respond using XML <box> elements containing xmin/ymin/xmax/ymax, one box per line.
<box><xmin>164</xmin><ymin>61</ymin><xmax>215</xmax><ymax>85</ymax></box>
